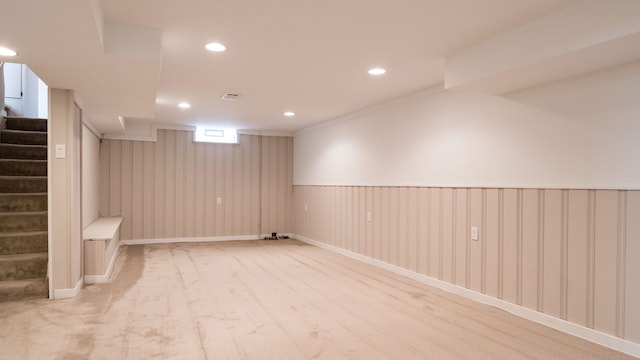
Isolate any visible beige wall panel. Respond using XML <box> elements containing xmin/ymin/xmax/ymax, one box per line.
<box><xmin>153</xmin><ymin>131</ymin><xmax>165</xmax><ymax>239</ymax></box>
<box><xmin>389</xmin><ymin>187</ymin><xmax>400</xmax><ymax>266</ymax></box>
<box><xmin>290</xmin><ymin>185</ymin><xmax>638</xmax><ymax>347</ymax></box>
<box><xmin>454</xmin><ymin>189</ymin><xmax>468</xmax><ymax>287</ymax></box>
<box><xmin>82</xmin><ymin>126</ymin><xmax>101</xmax><ymax>228</ymax></box>
<box><xmin>626</xmin><ymin>191</ymin><xmax>640</xmax><ymax>342</ymax></box>
<box><xmin>184</xmin><ymin>133</ymin><xmax>195</xmax><ymax>237</ymax></box>
<box><xmin>357</xmin><ymin>187</ymin><xmax>366</xmax><ymax>254</ymax></box>
<box><xmin>397</xmin><ymin>188</ymin><xmax>409</xmax><ymax>268</ymax></box>
<box><xmin>485</xmin><ymin>189</ymin><xmax>500</xmax><ymax>297</ymax></box>
<box><xmin>142</xmin><ymin>142</ymin><xmax>154</xmax><ymax>238</ymax></box>
<box><xmin>379</xmin><ymin>187</ymin><xmax>391</xmax><ymax>263</ymax></box>
<box><xmin>567</xmin><ymin>190</ymin><xmax>589</xmax><ymax>326</ymax></box>
<box><xmin>250</xmin><ymin>136</ymin><xmax>263</xmax><ymax>235</ymax></box>
<box><xmin>346</xmin><ymin>186</ymin><xmax>354</xmax><ymax>251</ymax></box>
<box><xmin>365</xmin><ymin>187</ymin><xmax>374</xmax><ymax>258</ymax></box>
<box><xmin>99</xmin><ymin>140</ymin><xmax>110</xmax><ymax>217</ymax></box>
<box><xmin>372</xmin><ymin>187</ymin><xmax>382</xmax><ymax>260</ymax></box>
<box><xmin>502</xmin><ymin>189</ymin><xmax>519</xmax><ymax>303</ymax></box>
<box><xmin>120</xmin><ymin>141</ymin><xmax>133</xmax><ymax>240</ymax></box>
<box><xmin>542</xmin><ymin>189</ymin><xmax>563</xmax><ymax>318</ymax></box>
<box><xmin>441</xmin><ymin>188</ymin><xmax>454</xmax><ymax>283</ymax></box>
<box><xmin>407</xmin><ymin>188</ymin><xmax>418</xmax><ymax>272</ymax></box>
<box><xmin>212</xmin><ymin>144</ymin><xmax>222</xmax><ymax>235</ymax></box>
<box><xmin>222</xmin><ymin>145</ymin><xmax>233</xmax><ymax>235</ymax></box>
<box><xmin>416</xmin><ymin>188</ymin><xmax>429</xmax><ymax>276</ymax></box>
<box><xmin>260</xmin><ymin>137</ymin><xmax>293</xmax><ymax>235</ymax></box>
<box><xmin>593</xmin><ymin>190</ymin><xmax>619</xmax><ymax>335</ymax></box>
<box><xmin>174</xmin><ymin>131</ymin><xmax>186</xmax><ymax>238</ymax></box>
<box><xmin>131</xmin><ymin>141</ymin><xmax>144</xmax><ymax>240</ymax></box>
<box><xmin>101</xmin><ymin>132</ymin><xmax>285</xmax><ymax>241</ymax></box>
<box><xmin>204</xmin><ymin>143</ymin><xmax>215</xmax><ymax>235</ymax></box>
<box><xmin>469</xmin><ymin>189</ymin><xmax>483</xmax><ymax>292</ymax></box>
<box><xmin>335</xmin><ymin>187</ymin><xmax>345</xmax><ymax>248</ymax></box>
<box><xmin>521</xmin><ymin>189</ymin><xmax>540</xmax><ymax>311</ymax></box>
<box><xmin>429</xmin><ymin>188</ymin><xmax>441</xmax><ymax>278</ymax></box>
<box><xmin>164</xmin><ymin>131</ymin><xmax>176</xmax><ymax>238</ymax></box>
<box><xmin>108</xmin><ymin>140</ymin><xmax>121</xmax><ymax>216</ymax></box>
<box><xmin>194</xmin><ymin>143</ymin><xmax>206</xmax><ymax>237</ymax></box>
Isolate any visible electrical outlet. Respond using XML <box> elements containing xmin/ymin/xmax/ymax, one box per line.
<box><xmin>471</xmin><ymin>226</ymin><xmax>479</xmax><ymax>241</ymax></box>
<box><xmin>304</xmin><ymin>204</ymin><xmax>308</xmax><ymax>211</ymax></box>
<box><xmin>367</xmin><ymin>211</ymin><xmax>372</xmax><ymax>222</ymax></box>
<box><xmin>216</xmin><ymin>197</ymin><xmax>222</xmax><ymax>205</ymax></box>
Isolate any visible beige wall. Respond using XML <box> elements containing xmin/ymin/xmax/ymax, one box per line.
<box><xmin>293</xmin><ymin>186</ymin><xmax>640</xmax><ymax>343</ymax></box>
<box><xmin>294</xmin><ymin>63</ymin><xmax>640</xmax><ymax>189</ymax></box>
<box><xmin>49</xmin><ymin>89</ymin><xmax>83</xmax><ymax>292</ymax></box>
<box><xmin>260</xmin><ymin>136</ymin><xmax>293</xmax><ymax>235</ymax></box>
<box><xmin>82</xmin><ymin>124</ymin><xmax>100</xmax><ymax>228</ymax></box>
<box><xmin>100</xmin><ymin>130</ymin><xmax>292</xmax><ymax>240</ymax></box>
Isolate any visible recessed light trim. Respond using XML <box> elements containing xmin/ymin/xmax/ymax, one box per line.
<box><xmin>0</xmin><ymin>46</ymin><xmax>17</xmax><ymax>57</ymax></box>
<box><xmin>284</xmin><ymin>112</ymin><xmax>295</xmax><ymax>117</ymax></box>
<box><xmin>368</xmin><ymin>68</ymin><xmax>386</xmax><ymax>75</ymax></box>
<box><xmin>178</xmin><ymin>102</ymin><xmax>191</xmax><ymax>109</ymax></box>
<box><xmin>205</xmin><ymin>42</ymin><xmax>226</xmax><ymax>52</ymax></box>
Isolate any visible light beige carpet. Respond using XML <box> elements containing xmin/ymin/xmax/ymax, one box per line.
<box><xmin>0</xmin><ymin>239</ymin><xmax>634</xmax><ymax>359</ymax></box>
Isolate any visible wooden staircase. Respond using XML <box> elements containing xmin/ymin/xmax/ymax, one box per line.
<box><xmin>0</xmin><ymin>116</ymin><xmax>49</xmax><ymax>301</ymax></box>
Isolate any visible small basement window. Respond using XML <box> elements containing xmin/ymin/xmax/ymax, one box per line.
<box><xmin>194</xmin><ymin>127</ymin><xmax>238</xmax><ymax>144</ymax></box>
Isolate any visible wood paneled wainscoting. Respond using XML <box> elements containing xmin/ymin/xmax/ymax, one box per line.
<box><xmin>99</xmin><ymin>131</ymin><xmax>293</xmax><ymax>243</ymax></box>
<box><xmin>293</xmin><ymin>186</ymin><xmax>640</xmax><ymax>356</ymax></box>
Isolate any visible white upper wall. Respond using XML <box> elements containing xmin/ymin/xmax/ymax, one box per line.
<box><xmin>294</xmin><ymin>62</ymin><xmax>640</xmax><ymax>189</ymax></box>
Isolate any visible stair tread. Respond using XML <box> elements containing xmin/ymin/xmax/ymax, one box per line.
<box><xmin>0</xmin><ymin>231</ymin><xmax>47</xmax><ymax>237</ymax></box>
<box><xmin>0</xmin><ymin>252</ymin><xmax>48</xmax><ymax>261</ymax></box>
<box><xmin>0</xmin><ymin>278</ymin><xmax>48</xmax><ymax>302</ymax></box>
<box><xmin>0</xmin><ymin>159</ymin><xmax>47</xmax><ymax>163</ymax></box>
<box><xmin>0</xmin><ymin>143</ymin><xmax>47</xmax><ymax>148</ymax></box>
<box><xmin>4</xmin><ymin>116</ymin><xmax>48</xmax><ymax>121</ymax></box>
<box><xmin>0</xmin><ymin>175</ymin><xmax>47</xmax><ymax>179</ymax></box>
<box><xmin>0</xmin><ymin>129</ymin><xmax>47</xmax><ymax>135</ymax></box>
<box><xmin>0</xmin><ymin>211</ymin><xmax>48</xmax><ymax>216</ymax></box>
<box><xmin>0</xmin><ymin>193</ymin><xmax>47</xmax><ymax>196</ymax></box>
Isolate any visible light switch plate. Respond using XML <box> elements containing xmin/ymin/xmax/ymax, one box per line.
<box><xmin>216</xmin><ymin>197</ymin><xmax>222</xmax><ymax>205</ymax></box>
<box><xmin>471</xmin><ymin>226</ymin><xmax>479</xmax><ymax>241</ymax></box>
<box><xmin>55</xmin><ymin>144</ymin><xmax>66</xmax><ymax>159</ymax></box>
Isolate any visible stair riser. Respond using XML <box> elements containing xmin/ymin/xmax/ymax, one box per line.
<box><xmin>0</xmin><ymin>195</ymin><xmax>47</xmax><ymax>212</ymax></box>
<box><xmin>0</xmin><ymin>233</ymin><xmax>48</xmax><ymax>255</ymax></box>
<box><xmin>5</xmin><ymin>117</ymin><xmax>47</xmax><ymax>132</ymax></box>
<box><xmin>0</xmin><ymin>214</ymin><xmax>47</xmax><ymax>232</ymax></box>
<box><xmin>0</xmin><ymin>160</ymin><xmax>47</xmax><ymax>176</ymax></box>
<box><xmin>0</xmin><ymin>278</ymin><xmax>48</xmax><ymax>302</ymax></box>
<box><xmin>0</xmin><ymin>145</ymin><xmax>47</xmax><ymax>160</ymax></box>
<box><xmin>0</xmin><ymin>178</ymin><xmax>47</xmax><ymax>193</ymax></box>
<box><xmin>0</xmin><ymin>257</ymin><xmax>47</xmax><ymax>281</ymax></box>
<box><xmin>0</xmin><ymin>131</ymin><xmax>47</xmax><ymax>145</ymax></box>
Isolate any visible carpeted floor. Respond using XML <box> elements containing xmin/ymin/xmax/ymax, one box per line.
<box><xmin>0</xmin><ymin>239</ymin><xmax>634</xmax><ymax>359</ymax></box>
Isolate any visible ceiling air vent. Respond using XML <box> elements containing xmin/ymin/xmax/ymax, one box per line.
<box><xmin>221</xmin><ymin>93</ymin><xmax>241</xmax><ymax>101</ymax></box>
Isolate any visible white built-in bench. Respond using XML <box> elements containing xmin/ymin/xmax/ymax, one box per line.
<box><xmin>83</xmin><ymin>216</ymin><xmax>123</xmax><ymax>284</ymax></box>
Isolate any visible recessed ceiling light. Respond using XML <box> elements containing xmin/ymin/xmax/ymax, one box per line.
<box><xmin>178</xmin><ymin>102</ymin><xmax>191</xmax><ymax>109</ymax></box>
<box><xmin>0</xmin><ymin>46</ymin><xmax>17</xmax><ymax>56</ymax></box>
<box><xmin>284</xmin><ymin>111</ymin><xmax>295</xmax><ymax>117</ymax></box>
<box><xmin>205</xmin><ymin>42</ymin><xmax>226</xmax><ymax>52</ymax></box>
<box><xmin>368</xmin><ymin>68</ymin><xmax>386</xmax><ymax>75</ymax></box>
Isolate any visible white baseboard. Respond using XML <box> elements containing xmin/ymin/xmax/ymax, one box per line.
<box><xmin>293</xmin><ymin>234</ymin><xmax>640</xmax><ymax>359</ymax></box>
<box><xmin>121</xmin><ymin>234</ymin><xmax>261</xmax><ymax>245</ymax></box>
<box><xmin>84</xmin><ymin>241</ymin><xmax>122</xmax><ymax>284</ymax></box>
<box><xmin>53</xmin><ymin>278</ymin><xmax>83</xmax><ymax>299</ymax></box>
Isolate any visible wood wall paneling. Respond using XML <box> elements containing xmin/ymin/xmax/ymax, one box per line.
<box><xmin>100</xmin><ymin>132</ymin><xmax>292</xmax><ymax>241</ymax></box>
<box><xmin>292</xmin><ymin>186</ymin><xmax>640</xmax><ymax>344</ymax></box>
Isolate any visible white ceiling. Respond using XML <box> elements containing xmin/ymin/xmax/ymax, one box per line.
<box><xmin>2</xmin><ymin>0</ymin><xmax>621</xmax><ymax>135</ymax></box>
